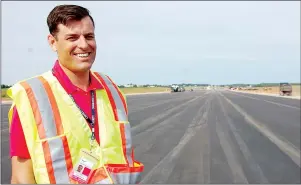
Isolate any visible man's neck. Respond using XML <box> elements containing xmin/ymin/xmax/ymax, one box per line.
<box><xmin>59</xmin><ymin>63</ymin><xmax>90</xmax><ymax>92</ymax></box>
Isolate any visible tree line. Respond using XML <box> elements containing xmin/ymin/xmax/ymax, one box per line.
<box><xmin>2</xmin><ymin>82</ymin><xmax>300</xmax><ymax>89</ymax></box>
<box><xmin>225</xmin><ymin>83</ymin><xmax>300</xmax><ymax>87</ymax></box>
<box><xmin>1</xmin><ymin>84</ymin><xmax>12</xmax><ymax>88</ymax></box>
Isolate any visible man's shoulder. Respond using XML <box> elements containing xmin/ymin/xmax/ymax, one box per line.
<box><xmin>91</xmin><ymin>71</ymin><xmax>109</xmax><ymax>78</ymax></box>
<box><xmin>11</xmin><ymin>71</ymin><xmax>52</xmax><ymax>86</ymax></box>
<box><xmin>91</xmin><ymin>71</ymin><xmax>117</xmax><ymax>84</ymax></box>
<box><xmin>8</xmin><ymin>71</ymin><xmax>53</xmax><ymax>95</ymax></box>
<box><xmin>91</xmin><ymin>71</ymin><xmax>124</xmax><ymax>93</ymax></box>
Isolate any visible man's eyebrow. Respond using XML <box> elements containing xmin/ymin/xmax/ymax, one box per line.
<box><xmin>84</xmin><ymin>32</ymin><xmax>95</xmax><ymax>36</ymax></box>
<box><xmin>65</xmin><ymin>33</ymin><xmax>94</xmax><ymax>37</ymax></box>
<box><xmin>65</xmin><ymin>33</ymin><xmax>78</xmax><ymax>38</ymax></box>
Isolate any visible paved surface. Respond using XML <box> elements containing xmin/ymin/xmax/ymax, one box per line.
<box><xmin>1</xmin><ymin>90</ymin><xmax>300</xmax><ymax>183</ymax></box>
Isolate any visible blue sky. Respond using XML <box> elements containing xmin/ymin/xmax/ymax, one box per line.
<box><xmin>1</xmin><ymin>1</ymin><xmax>300</xmax><ymax>85</ymax></box>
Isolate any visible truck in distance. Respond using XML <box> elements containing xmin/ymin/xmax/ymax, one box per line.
<box><xmin>279</xmin><ymin>82</ymin><xmax>292</xmax><ymax>96</ymax></box>
<box><xmin>170</xmin><ymin>84</ymin><xmax>185</xmax><ymax>92</ymax></box>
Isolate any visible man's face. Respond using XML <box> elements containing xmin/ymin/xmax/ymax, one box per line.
<box><xmin>48</xmin><ymin>16</ymin><xmax>96</xmax><ymax>73</ymax></box>
<box><xmin>77</xmin><ymin>165</ymin><xmax>83</xmax><ymax>172</ymax></box>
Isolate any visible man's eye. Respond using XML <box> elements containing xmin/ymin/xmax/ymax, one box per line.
<box><xmin>86</xmin><ymin>35</ymin><xmax>95</xmax><ymax>39</ymax></box>
<box><xmin>67</xmin><ymin>37</ymin><xmax>77</xmax><ymax>41</ymax></box>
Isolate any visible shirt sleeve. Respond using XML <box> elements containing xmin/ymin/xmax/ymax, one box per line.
<box><xmin>9</xmin><ymin>106</ymin><xmax>31</xmax><ymax>159</ymax></box>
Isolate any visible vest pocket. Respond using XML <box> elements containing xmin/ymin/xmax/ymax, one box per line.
<box><xmin>105</xmin><ymin>162</ymin><xmax>144</xmax><ymax>184</ymax></box>
<box><xmin>86</xmin><ymin>166</ymin><xmax>113</xmax><ymax>184</ymax></box>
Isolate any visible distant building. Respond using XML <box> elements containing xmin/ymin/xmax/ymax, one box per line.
<box><xmin>124</xmin><ymin>84</ymin><xmax>134</xmax><ymax>87</ymax></box>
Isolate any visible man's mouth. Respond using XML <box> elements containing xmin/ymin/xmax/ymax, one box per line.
<box><xmin>74</xmin><ymin>52</ymin><xmax>91</xmax><ymax>58</ymax></box>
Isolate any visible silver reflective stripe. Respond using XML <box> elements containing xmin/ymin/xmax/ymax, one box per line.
<box><xmin>111</xmin><ymin>172</ymin><xmax>142</xmax><ymax>184</ymax></box>
<box><xmin>27</xmin><ymin>78</ymin><xmax>57</xmax><ymax>138</ymax></box>
<box><xmin>95</xmin><ymin>178</ymin><xmax>112</xmax><ymax>184</ymax></box>
<box><xmin>95</xmin><ymin>73</ymin><xmax>133</xmax><ymax>166</ymax></box>
<box><xmin>26</xmin><ymin>77</ymin><xmax>70</xmax><ymax>183</ymax></box>
<box><xmin>48</xmin><ymin>138</ymin><xmax>70</xmax><ymax>183</ymax></box>
<box><xmin>97</xmin><ymin>73</ymin><xmax>127</xmax><ymax>121</ymax></box>
<box><xmin>124</xmin><ymin>123</ymin><xmax>133</xmax><ymax>166</ymax></box>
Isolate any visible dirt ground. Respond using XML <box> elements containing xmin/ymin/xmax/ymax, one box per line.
<box><xmin>238</xmin><ymin>85</ymin><xmax>300</xmax><ymax>97</ymax></box>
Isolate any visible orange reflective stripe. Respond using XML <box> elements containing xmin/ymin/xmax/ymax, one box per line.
<box><xmin>93</xmin><ymin>73</ymin><xmax>119</xmax><ymax>121</ymax></box>
<box><xmin>88</xmin><ymin>167</ymin><xmax>110</xmax><ymax>183</ymax></box>
<box><xmin>62</xmin><ymin>136</ymin><xmax>73</xmax><ymax>175</ymax></box>
<box><xmin>38</xmin><ymin>76</ymin><xmax>63</xmax><ymax>135</ymax></box>
<box><xmin>42</xmin><ymin>141</ymin><xmax>56</xmax><ymax>183</ymax></box>
<box><xmin>70</xmin><ymin>179</ymin><xmax>79</xmax><ymax>184</ymax></box>
<box><xmin>106</xmin><ymin>75</ymin><xmax>128</xmax><ymax>114</ymax></box>
<box><xmin>106</xmin><ymin>162</ymin><xmax>144</xmax><ymax>173</ymax></box>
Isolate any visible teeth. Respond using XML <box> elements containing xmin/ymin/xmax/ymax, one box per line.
<box><xmin>76</xmin><ymin>53</ymin><xmax>89</xmax><ymax>57</ymax></box>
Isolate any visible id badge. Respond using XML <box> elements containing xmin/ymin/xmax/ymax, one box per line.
<box><xmin>70</xmin><ymin>148</ymin><xmax>100</xmax><ymax>184</ymax></box>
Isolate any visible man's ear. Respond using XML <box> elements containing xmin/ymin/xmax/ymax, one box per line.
<box><xmin>47</xmin><ymin>34</ymin><xmax>57</xmax><ymax>52</ymax></box>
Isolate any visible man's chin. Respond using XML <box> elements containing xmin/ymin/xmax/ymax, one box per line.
<box><xmin>71</xmin><ymin>63</ymin><xmax>92</xmax><ymax>73</ymax></box>
<box><xmin>75</xmin><ymin>58</ymin><xmax>94</xmax><ymax>65</ymax></box>
<box><xmin>78</xmin><ymin>65</ymin><xmax>92</xmax><ymax>72</ymax></box>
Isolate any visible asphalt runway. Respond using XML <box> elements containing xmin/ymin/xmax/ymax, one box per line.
<box><xmin>1</xmin><ymin>90</ymin><xmax>300</xmax><ymax>183</ymax></box>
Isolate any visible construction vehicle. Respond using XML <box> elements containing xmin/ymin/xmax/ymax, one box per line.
<box><xmin>170</xmin><ymin>84</ymin><xmax>185</xmax><ymax>92</ymax></box>
<box><xmin>279</xmin><ymin>82</ymin><xmax>292</xmax><ymax>96</ymax></box>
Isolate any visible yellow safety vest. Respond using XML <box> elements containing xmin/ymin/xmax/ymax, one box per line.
<box><xmin>7</xmin><ymin>70</ymin><xmax>144</xmax><ymax>184</ymax></box>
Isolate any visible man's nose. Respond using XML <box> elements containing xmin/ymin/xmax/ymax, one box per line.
<box><xmin>78</xmin><ymin>36</ymin><xmax>89</xmax><ymax>49</ymax></box>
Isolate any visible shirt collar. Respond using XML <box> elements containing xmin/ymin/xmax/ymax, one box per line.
<box><xmin>52</xmin><ymin>60</ymin><xmax>103</xmax><ymax>94</ymax></box>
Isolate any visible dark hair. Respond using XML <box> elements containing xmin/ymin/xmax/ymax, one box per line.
<box><xmin>47</xmin><ymin>5</ymin><xmax>95</xmax><ymax>36</ymax></box>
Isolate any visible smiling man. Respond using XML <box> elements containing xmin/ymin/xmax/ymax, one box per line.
<box><xmin>7</xmin><ymin>4</ymin><xmax>143</xmax><ymax>184</ymax></box>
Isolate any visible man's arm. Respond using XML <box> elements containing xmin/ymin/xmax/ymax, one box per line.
<box><xmin>11</xmin><ymin>157</ymin><xmax>36</xmax><ymax>184</ymax></box>
<box><xmin>9</xmin><ymin>106</ymin><xmax>36</xmax><ymax>184</ymax></box>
